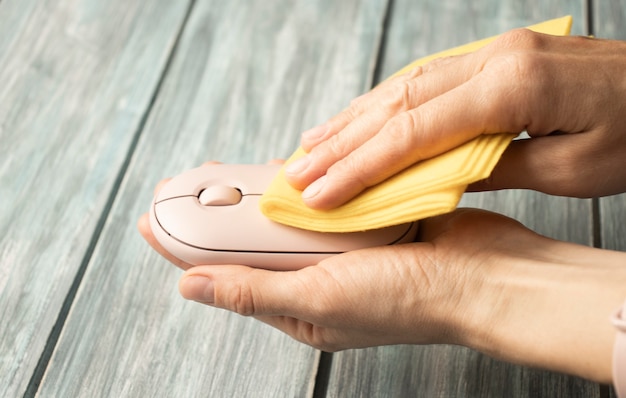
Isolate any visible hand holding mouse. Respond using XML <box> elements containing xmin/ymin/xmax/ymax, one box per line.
<box><xmin>138</xmin><ymin>204</ymin><xmax>626</xmax><ymax>385</ymax></box>
<box><xmin>138</xmin><ymin>30</ymin><xmax>626</xmax><ymax>389</ymax></box>
<box><xmin>284</xmin><ymin>31</ymin><xmax>626</xmax><ymax>209</ymax></box>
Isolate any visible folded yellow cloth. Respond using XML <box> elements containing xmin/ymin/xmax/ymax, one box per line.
<box><xmin>260</xmin><ymin>16</ymin><xmax>573</xmax><ymax>233</ymax></box>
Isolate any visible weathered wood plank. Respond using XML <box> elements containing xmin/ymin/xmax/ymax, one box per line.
<box><xmin>376</xmin><ymin>0</ymin><xmax>586</xmax><ymax>82</ymax></box>
<box><xmin>327</xmin><ymin>1</ymin><xmax>602</xmax><ymax>397</ymax></box>
<box><xmin>601</xmin><ymin>194</ymin><xmax>626</xmax><ymax>253</ymax></box>
<box><xmin>0</xmin><ymin>1</ymin><xmax>190</xmax><ymax>396</ymax></box>
<box><xmin>37</xmin><ymin>1</ymin><xmax>390</xmax><ymax>396</ymax></box>
<box><xmin>594</xmin><ymin>0</ymin><xmax>626</xmax><ymax>43</ymax></box>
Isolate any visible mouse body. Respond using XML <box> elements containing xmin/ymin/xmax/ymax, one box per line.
<box><xmin>149</xmin><ymin>164</ymin><xmax>418</xmax><ymax>270</ymax></box>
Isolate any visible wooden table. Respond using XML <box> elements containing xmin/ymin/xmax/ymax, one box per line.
<box><xmin>2</xmin><ymin>0</ymin><xmax>624</xmax><ymax>396</ymax></box>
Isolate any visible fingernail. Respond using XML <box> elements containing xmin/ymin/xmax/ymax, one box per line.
<box><xmin>302</xmin><ymin>175</ymin><xmax>327</xmax><ymax>200</ymax></box>
<box><xmin>285</xmin><ymin>155</ymin><xmax>310</xmax><ymax>176</ymax></box>
<box><xmin>181</xmin><ymin>276</ymin><xmax>214</xmax><ymax>304</ymax></box>
<box><xmin>301</xmin><ymin>124</ymin><xmax>328</xmax><ymax>142</ymax></box>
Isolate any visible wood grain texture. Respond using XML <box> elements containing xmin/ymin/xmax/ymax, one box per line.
<box><xmin>37</xmin><ymin>1</ymin><xmax>389</xmax><ymax>396</ymax></box>
<box><xmin>594</xmin><ymin>0</ymin><xmax>626</xmax><ymax>42</ymax></box>
<box><xmin>327</xmin><ymin>1</ymin><xmax>601</xmax><ymax>397</ymax></box>
<box><xmin>601</xmin><ymin>194</ymin><xmax>626</xmax><ymax>252</ymax></box>
<box><xmin>376</xmin><ymin>0</ymin><xmax>586</xmax><ymax>82</ymax></box>
<box><xmin>5</xmin><ymin>0</ymin><xmax>620</xmax><ymax>396</ymax></box>
<box><xmin>0</xmin><ymin>1</ymin><xmax>190</xmax><ymax>396</ymax></box>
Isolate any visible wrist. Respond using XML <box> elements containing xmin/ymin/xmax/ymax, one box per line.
<box><xmin>459</xmin><ymin>235</ymin><xmax>626</xmax><ymax>382</ymax></box>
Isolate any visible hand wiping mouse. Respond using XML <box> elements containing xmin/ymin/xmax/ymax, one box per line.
<box><xmin>259</xmin><ymin>16</ymin><xmax>572</xmax><ymax>233</ymax></box>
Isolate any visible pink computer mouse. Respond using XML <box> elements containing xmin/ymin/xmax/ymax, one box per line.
<box><xmin>149</xmin><ymin>164</ymin><xmax>418</xmax><ymax>271</ymax></box>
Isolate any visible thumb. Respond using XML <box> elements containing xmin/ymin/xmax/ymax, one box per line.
<box><xmin>179</xmin><ymin>264</ymin><xmax>348</xmax><ymax>351</ymax></box>
<box><xmin>466</xmin><ymin>134</ymin><xmax>597</xmax><ymax>197</ymax></box>
<box><xmin>178</xmin><ymin>265</ymin><xmax>311</xmax><ymax>317</ymax></box>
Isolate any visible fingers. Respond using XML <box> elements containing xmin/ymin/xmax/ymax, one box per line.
<box><xmin>290</xmin><ymin>68</ymin><xmax>535</xmax><ymax>209</ymax></box>
<box><xmin>153</xmin><ymin>178</ymin><xmax>171</xmax><ymax>196</ymax></box>
<box><xmin>137</xmin><ymin>213</ymin><xmax>193</xmax><ymax>270</ymax></box>
<box><xmin>176</xmin><ymin>257</ymin><xmax>363</xmax><ymax>351</ymax></box>
<box><xmin>287</xmin><ymin>53</ymin><xmax>478</xmax><ymax>192</ymax></box>
<box><xmin>175</xmin><ymin>210</ymin><xmax>537</xmax><ymax>351</ymax></box>
<box><xmin>299</xmin><ymin>69</ymin><xmax>425</xmax><ymax>151</ymax></box>
<box><xmin>286</xmin><ymin>30</ymin><xmax>613</xmax><ymax>209</ymax></box>
<box><xmin>178</xmin><ymin>263</ymin><xmax>361</xmax><ymax>351</ymax></box>
<box><xmin>179</xmin><ymin>264</ymin><xmax>321</xmax><ymax>318</ymax></box>
<box><xmin>177</xmin><ymin>243</ymin><xmax>445</xmax><ymax>339</ymax></box>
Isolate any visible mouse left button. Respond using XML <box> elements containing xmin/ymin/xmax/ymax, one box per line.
<box><xmin>199</xmin><ymin>185</ymin><xmax>242</xmax><ymax>206</ymax></box>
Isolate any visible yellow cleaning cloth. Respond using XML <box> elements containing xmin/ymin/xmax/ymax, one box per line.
<box><xmin>260</xmin><ymin>16</ymin><xmax>573</xmax><ymax>233</ymax></box>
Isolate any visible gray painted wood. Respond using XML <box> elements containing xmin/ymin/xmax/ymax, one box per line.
<box><xmin>0</xmin><ymin>1</ymin><xmax>190</xmax><ymax>397</ymax></box>
<box><xmin>37</xmin><ymin>1</ymin><xmax>389</xmax><ymax>396</ymax></box>
<box><xmin>601</xmin><ymin>194</ymin><xmax>626</xmax><ymax>252</ymax></box>
<box><xmin>4</xmin><ymin>0</ymin><xmax>620</xmax><ymax>396</ymax></box>
<box><xmin>327</xmin><ymin>1</ymin><xmax>602</xmax><ymax>397</ymax></box>
<box><xmin>376</xmin><ymin>0</ymin><xmax>587</xmax><ymax>83</ymax></box>
<box><xmin>594</xmin><ymin>0</ymin><xmax>626</xmax><ymax>43</ymax></box>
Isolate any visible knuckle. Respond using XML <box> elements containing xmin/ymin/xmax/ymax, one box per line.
<box><xmin>293</xmin><ymin>326</ymin><xmax>340</xmax><ymax>352</ymax></box>
<box><xmin>508</xmin><ymin>51</ymin><xmax>546</xmax><ymax>82</ymax></box>
<box><xmin>372</xmin><ymin>111</ymin><xmax>430</xmax><ymax>162</ymax></box>
<box><xmin>298</xmin><ymin>318</ymin><xmax>343</xmax><ymax>352</ymax></box>
<box><xmin>385</xmin><ymin>111</ymin><xmax>415</xmax><ymax>134</ymax></box>
<box><xmin>495</xmin><ymin>28</ymin><xmax>546</xmax><ymax>51</ymax></box>
<box><xmin>223</xmin><ymin>282</ymin><xmax>257</xmax><ymax>316</ymax></box>
<box><xmin>327</xmin><ymin>153</ymin><xmax>370</xmax><ymax>193</ymax></box>
<box><xmin>487</xmin><ymin>49</ymin><xmax>545</xmax><ymax>84</ymax></box>
<box><xmin>422</xmin><ymin>55</ymin><xmax>456</xmax><ymax>73</ymax></box>
<box><xmin>306</xmin><ymin>331</ymin><xmax>342</xmax><ymax>352</ymax></box>
<box><xmin>349</xmin><ymin>92</ymin><xmax>367</xmax><ymax>108</ymax></box>
<box><xmin>481</xmin><ymin>53</ymin><xmax>550</xmax><ymax>119</ymax></box>
<box><xmin>324</xmin><ymin>132</ymin><xmax>352</xmax><ymax>159</ymax></box>
<box><xmin>384</xmin><ymin>112</ymin><xmax>419</xmax><ymax>148</ymax></box>
<box><xmin>326</xmin><ymin>106</ymin><xmax>360</xmax><ymax>135</ymax></box>
<box><xmin>381</xmin><ymin>79</ymin><xmax>414</xmax><ymax>112</ymax></box>
<box><xmin>406</xmin><ymin>65</ymin><xmax>424</xmax><ymax>79</ymax></box>
<box><xmin>486</xmin><ymin>30</ymin><xmax>549</xmax><ymax>80</ymax></box>
<box><xmin>339</xmin><ymin>103</ymin><xmax>361</xmax><ymax>123</ymax></box>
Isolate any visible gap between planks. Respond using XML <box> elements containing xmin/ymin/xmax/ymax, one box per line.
<box><xmin>22</xmin><ymin>1</ymin><xmax>199</xmax><ymax>397</ymax></box>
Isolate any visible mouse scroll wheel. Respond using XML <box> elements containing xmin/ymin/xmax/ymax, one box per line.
<box><xmin>198</xmin><ymin>185</ymin><xmax>242</xmax><ymax>206</ymax></box>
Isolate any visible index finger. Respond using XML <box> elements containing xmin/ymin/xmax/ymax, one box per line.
<box><xmin>300</xmin><ymin>68</ymin><xmax>534</xmax><ymax>209</ymax></box>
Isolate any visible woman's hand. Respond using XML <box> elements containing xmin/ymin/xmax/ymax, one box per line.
<box><xmin>284</xmin><ymin>30</ymin><xmax>626</xmax><ymax>209</ymax></box>
<box><xmin>138</xmin><ymin>205</ymin><xmax>626</xmax><ymax>384</ymax></box>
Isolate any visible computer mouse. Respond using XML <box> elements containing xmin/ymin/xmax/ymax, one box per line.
<box><xmin>149</xmin><ymin>164</ymin><xmax>418</xmax><ymax>271</ymax></box>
